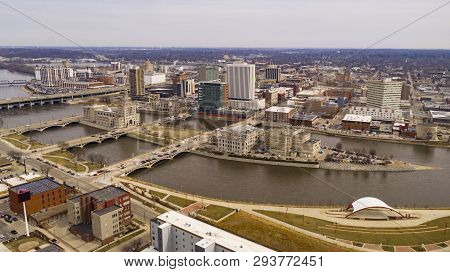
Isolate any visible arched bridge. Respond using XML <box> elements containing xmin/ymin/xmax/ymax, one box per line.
<box><xmin>123</xmin><ymin>151</ymin><xmax>190</xmax><ymax>175</ymax></box>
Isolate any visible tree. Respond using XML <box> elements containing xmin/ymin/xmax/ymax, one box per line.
<box><xmin>7</xmin><ymin>150</ymin><xmax>22</xmax><ymax>161</ymax></box>
<box><xmin>40</xmin><ymin>165</ymin><xmax>51</xmax><ymax>177</ymax></box>
<box><xmin>369</xmin><ymin>148</ymin><xmax>377</xmax><ymax>158</ymax></box>
<box><xmin>58</xmin><ymin>141</ymin><xmax>69</xmax><ymax>151</ymax></box>
<box><xmin>335</xmin><ymin>142</ymin><xmax>343</xmax><ymax>151</ymax></box>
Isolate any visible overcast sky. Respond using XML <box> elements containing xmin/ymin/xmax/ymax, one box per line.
<box><xmin>0</xmin><ymin>0</ymin><xmax>449</xmax><ymax>49</ymax></box>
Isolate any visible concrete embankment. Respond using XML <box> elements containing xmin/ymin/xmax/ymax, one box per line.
<box><xmin>191</xmin><ymin>150</ymin><xmax>320</xmax><ymax>169</ymax></box>
<box><xmin>319</xmin><ymin>161</ymin><xmax>432</xmax><ymax>172</ymax></box>
<box><xmin>306</xmin><ymin>128</ymin><xmax>450</xmax><ymax>148</ymax></box>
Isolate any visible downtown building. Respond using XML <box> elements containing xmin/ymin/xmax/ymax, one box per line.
<box><xmin>198</xmin><ymin>81</ymin><xmax>229</xmax><ymax>113</ymax></box>
<box><xmin>199</xmin><ymin>65</ymin><xmax>220</xmax><ymax>81</ymax></box>
<box><xmin>35</xmin><ymin>65</ymin><xmax>75</xmax><ymax>87</ymax></box>
<box><xmin>151</xmin><ymin>211</ymin><xmax>272</xmax><ymax>252</ymax></box>
<box><xmin>67</xmin><ymin>186</ymin><xmax>132</xmax><ymax>244</ymax></box>
<box><xmin>216</xmin><ymin>125</ymin><xmax>263</xmax><ymax>155</ymax></box>
<box><xmin>266</xmin><ymin>128</ymin><xmax>316</xmax><ymax>157</ymax></box>
<box><xmin>265</xmin><ymin>65</ymin><xmax>281</xmax><ymax>82</ymax></box>
<box><xmin>129</xmin><ymin>67</ymin><xmax>145</xmax><ymax>98</ymax></box>
<box><xmin>226</xmin><ymin>62</ymin><xmax>255</xmax><ymax>99</ymax></box>
<box><xmin>367</xmin><ymin>78</ymin><xmax>402</xmax><ymax>109</ymax></box>
<box><xmin>173</xmin><ymin>73</ymin><xmax>195</xmax><ymax>97</ymax></box>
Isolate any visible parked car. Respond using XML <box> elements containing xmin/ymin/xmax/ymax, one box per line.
<box><xmin>12</xmin><ymin>217</ymin><xmax>18</xmax><ymax>222</ymax></box>
<box><xmin>50</xmin><ymin>239</ymin><xmax>59</xmax><ymax>244</ymax></box>
<box><xmin>10</xmin><ymin>230</ymin><xmax>18</xmax><ymax>235</ymax></box>
<box><xmin>0</xmin><ymin>234</ymin><xmax>5</xmax><ymax>240</ymax></box>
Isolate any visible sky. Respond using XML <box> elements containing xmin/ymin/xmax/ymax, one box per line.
<box><xmin>0</xmin><ymin>0</ymin><xmax>449</xmax><ymax>49</ymax></box>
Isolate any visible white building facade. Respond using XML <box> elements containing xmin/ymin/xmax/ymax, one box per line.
<box><xmin>151</xmin><ymin>211</ymin><xmax>272</xmax><ymax>252</ymax></box>
<box><xmin>226</xmin><ymin>62</ymin><xmax>256</xmax><ymax>100</ymax></box>
<box><xmin>367</xmin><ymin>78</ymin><xmax>402</xmax><ymax>109</ymax></box>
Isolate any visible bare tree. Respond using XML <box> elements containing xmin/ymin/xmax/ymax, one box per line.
<box><xmin>58</xmin><ymin>141</ymin><xmax>69</xmax><ymax>151</ymax></box>
<box><xmin>40</xmin><ymin>165</ymin><xmax>51</xmax><ymax>177</ymax></box>
<box><xmin>369</xmin><ymin>148</ymin><xmax>377</xmax><ymax>158</ymax></box>
<box><xmin>7</xmin><ymin>150</ymin><xmax>22</xmax><ymax>161</ymax></box>
<box><xmin>335</xmin><ymin>142</ymin><xmax>343</xmax><ymax>151</ymax></box>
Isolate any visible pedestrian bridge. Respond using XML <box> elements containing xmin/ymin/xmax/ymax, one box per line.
<box><xmin>0</xmin><ymin>116</ymin><xmax>82</xmax><ymax>136</ymax></box>
<box><xmin>123</xmin><ymin>151</ymin><xmax>190</xmax><ymax>175</ymax></box>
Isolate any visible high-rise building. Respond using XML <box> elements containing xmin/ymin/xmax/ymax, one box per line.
<box><xmin>265</xmin><ymin>65</ymin><xmax>281</xmax><ymax>82</ymax></box>
<box><xmin>129</xmin><ymin>67</ymin><xmax>145</xmax><ymax>97</ymax></box>
<box><xmin>198</xmin><ymin>81</ymin><xmax>229</xmax><ymax>113</ymax></box>
<box><xmin>111</xmin><ymin>61</ymin><xmax>121</xmax><ymax>71</ymax></box>
<box><xmin>226</xmin><ymin>62</ymin><xmax>255</xmax><ymax>100</ymax></box>
<box><xmin>173</xmin><ymin>73</ymin><xmax>195</xmax><ymax>97</ymax></box>
<box><xmin>35</xmin><ymin>66</ymin><xmax>75</xmax><ymax>87</ymax></box>
<box><xmin>199</xmin><ymin>65</ymin><xmax>219</xmax><ymax>81</ymax></box>
<box><xmin>367</xmin><ymin>78</ymin><xmax>402</xmax><ymax>109</ymax></box>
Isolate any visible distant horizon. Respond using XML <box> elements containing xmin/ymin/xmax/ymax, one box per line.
<box><xmin>1</xmin><ymin>0</ymin><xmax>449</xmax><ymax>49</ymax></box>
<box><xmin>1</xmin><ymin>46</ymin><xmax>450</xmax><ymax>51</ymax></box>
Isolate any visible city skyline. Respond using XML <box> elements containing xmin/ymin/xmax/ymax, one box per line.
<box><xmin>0</xmin><ymin>0</ymin><xmax>449</xmax><ymax>49</ymax></box>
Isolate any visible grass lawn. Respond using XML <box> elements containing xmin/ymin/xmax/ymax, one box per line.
<box><xmin>256</xmin><ymin>210</ymin><xmax>450</xmax><ymax>246</ymax></box>
<box><xmin>148</xmin><ymin>189</ymin><xmax>167</xmax><ymax>199</ymax></box>
<box><xmin>43</xmin><ymin>150</ymin><xmax>101</xmax><ymax>172</ymax></box>
<box><xmin>2</xmin><ymin>134</ymin><xmax>47</xmax><ymax>150</ymax></box>
<box><xmin>197</xmin><ymin>204</ymin><xmax>235</xmax><ymax>221</ymax></box>
<box><xmin>5</xmin><ymin>236</ymin><xmax>47</xmax><ymax>252</ymax></box>
<box><xmin>96</xmin><ymin>229</ymin><xmax>145</xmax><ymax>252</ymax></box>
<box><xmin>216</xmin><ymin>211</ymin><xmax>350</xmax><ymax>252</ymax></box>
<box><xmin>2</xmin><ymin>137</ymin><xmax>29</xmax><ymax>149</ymax></box>
<box><xmin>165</xmin><ymin>195</ymin><xmax>196</xmax><ymax>208</ymax></box>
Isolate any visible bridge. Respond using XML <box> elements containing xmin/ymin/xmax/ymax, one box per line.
<box><xmin>160</xmin><ymin>113</ymin><xmax>193</xmax><ymax>124</ymax></box>
<box><xmin>0</xmin><ymin>80</ymin><xmax>28</xmax><ymax>87</ymax></box>
<box><xmin>0</xmin><ymin>86</ymin><xmax>126</xmax><ymax>110</ymax></box>
<box><xmin>0</xmin><ymin>115</ymin><xmax>83</xmax><ymax>136</ymax></box>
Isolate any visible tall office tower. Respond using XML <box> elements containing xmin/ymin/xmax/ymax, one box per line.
<box><xmin>265</xmin><ymin>65</ymin><xmax>281</xmax><ymax>82</ymax></box>
<box><xmin>129</xmin><ymin>67</ymin><xmax>145</xmax><ymax>98</ymax></box>
<box><xmin>401</xmin><ymin>83</ymin><xmax>411</xmax><ymax>100</ymax></box>
<box><xmin>367</xmin><ymin>78</ymin><xmax>402</xmax><ymax>109</ymax></box>
<box><xmin>198</xmin><ymin>81</ymin><xmax>229</xmax><ymax>113</ymax></box>
<box><xmin>226</xmin><ymin>62</ymin><xmax>255</xmax><ymax>100</ymax></box>
<box><xmin>199</xmin><ymin>65</ymin><xmax>219</xmax><ymax>81</ymax></box>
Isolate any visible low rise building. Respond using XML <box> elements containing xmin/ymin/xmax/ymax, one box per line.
<box><xmin>67</xmin><ymin>186</ymin><xmax>132</xmax><ymax>244</ymax></box>
<box><xmin>349</xmin><ymin>106</ymin><xmax>403</xmax><ymax>122</ymax></box>
<box><xmin>151</xmin><ymin>211</ymin><xmax>272</xmax><ymax>252</ymax></box>
<box><xmin>265</xmin><ymin>106</ymin><xmax>296</xmax><ymax>123</ymax></box>
<box><xmin>9</xmin><ymin>178</ymin><xmax>67</xmax><ymax>215</ymax></box>
<box><xmin>83</xmin><ymin>94</ymin><xmax>140</xmax><ymax>129</ymax></box>
<box><xmin>342</xmin><ymin>114</ymin><xmax>372</xmax><ymax>131</ymax></box>
<box><xmin>301</xmin><ymin>139</ymin><xmax>321</xmax><ymax>157</ymax></box>
<box><xmin>144</xmin><ymin>72</ymin><xmax>166</xmax><ymax>85</ymax></box>
<box><xmin>216</xmin><ymin>125</ymin><xmax>262</xmax><ymax>155</ymax></box>
<box><xmin>266</xmin><ymin>128</ymin><xmax>313</xmax><ymax>157</ymax></box>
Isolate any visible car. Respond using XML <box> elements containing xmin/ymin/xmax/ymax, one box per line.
<box><xmin>10</xmin><ymin>230</ymin><xmax>18</xmax><ymax>235</ymax></box>
<box><xmin>50</xmin><ymin>239</ymin><xmax>59</xmax><ymax>244</ymax></box>
<box><xmin>0</xmin><ymin>234</ymin><xmax>5</xmax><ymax>240</ymax></box>
<box><xmin>12</xmin><ymin>217</ymin><xmax>18</xmax><ymax>222</ymax></box>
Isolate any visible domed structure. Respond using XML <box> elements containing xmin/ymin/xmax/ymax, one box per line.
<box><xmin>345</xmin><ymin>197</ymin><xmax>404</xmax><ymax>220</ymax></box>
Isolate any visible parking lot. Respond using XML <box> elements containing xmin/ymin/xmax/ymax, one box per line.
<box><xmin>0</xmin><ymin>200</ymin><xmax>27</xmax><ymax>243</ymax></box>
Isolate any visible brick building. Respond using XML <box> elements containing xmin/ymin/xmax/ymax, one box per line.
<box><xmin>9</xmin><ymin>178</ymin><xmax>67</xmax><ymax>215</ymax></box>
<box><xmin>264</xmin><ymin>106</ymin><xmax>296</xmax><ymax>123</ymax></box>
<box><xmin>67</xmin><ymin>186</ymin><xmax>132</xmax><ymax>244</ymax></box>
<box><xmin>342</xmin><ymin>114</ymin><xmax>372</xmax><ymax>131</ymax></box>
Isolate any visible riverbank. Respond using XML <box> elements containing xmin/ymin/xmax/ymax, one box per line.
<box><xmin>191</xmin><ymin>150</ymin><xmax>425</xmax><ymax>172</ymax></box>
<box><xmin>306</xmin><ymin>128</ymin><xmax>450</xmax><ymax>148</ymax></box>
<box><xmin>319</xmin><ymin>161</ymin><xmax>433</xmax><ymax>172</ymax></box>
<box><xmin>192</xmin><ymin>150</ymin><xmax>320</xmax><ymax>169</ymax></box>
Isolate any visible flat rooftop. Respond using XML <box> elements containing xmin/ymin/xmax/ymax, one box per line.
<box><xmin>92</xmin><ymin>205</ymin><xmax>121</xmax><ymax>216</ymax></box>
<box><xmin>265</xmin><ymin>106</ymin><xmax>295</xmax><ymax>113</ymax></box>
<box><xmin>10</xmin><ymin>178</ymin><xmax>63</xmax><ymax>194</ymax></box>
<box><xmin>156</xmin><ymin>211</ymin><xmax>272</xmax><ymax>252</ymax></box>
<box><xmin>70</xmin><ymin>186</ymin><xmax>127</xmax><ymax>203</ymax></box>
<box><xmin>343</xmin><ymin>114</ymin><xmax>372</xmax><ymax>123</ymax></box>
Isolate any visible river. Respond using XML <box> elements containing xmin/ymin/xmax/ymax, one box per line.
<box><xmin>129</xmin><ymin>134</ymin><xmax>450</xmax><ymax>208</ymax></box>
<box><xmin>0</xmin><ymin>69</ymin><xmax>33</xmax><ymax>100</ymax></box>
<box><xmin>3</xmin><ymin>103</ymin><xmax>449</xmax><ymax>207</ymax></box>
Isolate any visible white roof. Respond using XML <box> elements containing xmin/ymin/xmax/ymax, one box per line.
<box><xmin>157</xmin><ymin>211</ymin><xmax>272</xmax><ymax>252</ymax></box>
<box><xmin>351</xmin><ymin>197</ymin><xmax>397</xmax><ymax>213</ymax></box>
<box><xmin>343</xmin><ymin>114</ymin><xmax>372</xmax><ymax>123</ymax></box>
<box><xmin>265</xmin><ymin>106</ymin><xmax>295</xmax><ymax>113</ymax></box>
<box><xmin>430</xmin><ymin>110</ymin><xmax>450</xmax><ymax>119</ymax></box>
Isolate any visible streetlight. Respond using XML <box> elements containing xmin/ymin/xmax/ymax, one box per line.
<box><xmin>17</xmin><ymin>189</ymin><xmax>31</xmax><ymax>237</ymax></box>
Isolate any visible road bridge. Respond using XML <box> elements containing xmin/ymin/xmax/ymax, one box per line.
<box><xmin>0</xmin><ymin>115</ymin><xmax>83</xmax><ymax>136</ymax></box>
<box><xmin>0</xmin><ymin>86</ymin><xmax>126</xmax><ymax>110</ymax></box>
